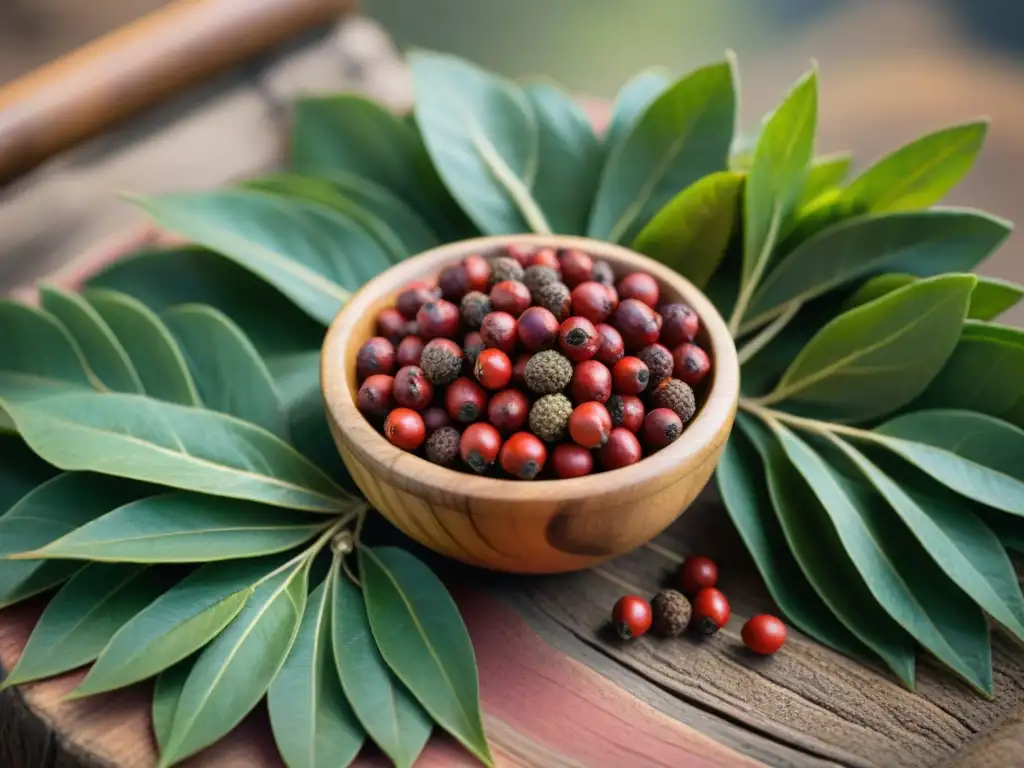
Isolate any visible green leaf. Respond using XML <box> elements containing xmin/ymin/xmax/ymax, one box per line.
<box><xmin>7</xmin><ymin>391</ymin><xmax>347</xmax><ymax>513</ymax></box>
<box><xmin>874</xmin><ymin>409</ymin><xmax>1024</xmax><ymax>517</ymax></box>
<box><xmin>604</xmin><ymin>68</ymin><xmax>671</xmax><ymax>153</ymax></box>
<box><xmin>333</xmin><ymin>569</ymin><xmax>432</xmax><ymax>768</ymax></box>
<box><xmin>841</xmin><ymin>273</ymin><xmax>918</xmax><ymax>311</ymax></box>
<box><xmin>361</xmin><ymin>546</ymin><xmax>491</xmax><ymax>766</ymax></box>
<box><xmin>270</xmin><ymin>568</ymin><xmax>365</xmax><ymax>768</ymax></box>
<box><xmin>720</xmin><ymin>420</ymin><xmax>874</xmax><ymax>660</ymax></box>
<box><xmin>86</xmin><ymin>247</ymin><xmax>325</xmax><ymax>356</ymax></box>
<box><xmin>153</xmin><ymin>660</ymin><xmax>191</xmax><ymax>751</ymax></box>
<box><xmin>967</xmin><ymin>279</ymin><xmax>1024</xmax><ymax>321</ymax></box>
<box><xmin>162</xmin><ymin>304</ymin><xmax>288</xmax><ymax>438</ymax></box>
<box><xmin>0</xmin><ymin>437</ymin><xmax>57</xmax><ymax>512</ymax></box>
<box><xmin>1</xmin><ymin>564</ymin><xmax>169</xmax><ymax>687</ymax></box>
<box><xmin>745</xmin><ymin>209</ymin><xmax>1011</xmax><ymax>329</ymax></box>
<box><xmin>75</xmin><ymin>556</ymin><xmax>291</xmax><ymax>697</ymax></box>
<box><xmin>588</xmin><ymin>58</ymin><xmax>736</xmax><ymax>244</ymax></box>
<box><xmin>523</xmin><ymin>82</ymin><xmax>602</xmax><ymax>235</ymax></box>
<box><xmin>25</xmin><ymin>493</ymin><xmax>328</xmax><ymax>562</ymax></box>
<box><xmin>741</xmin><ymin>416</ymin><xmax>916</xmax><ymax>684</ymax></box>
<box><xmin>84</xmin><ymin>289</ymin><xmax>200</xmax><ymax>406</ymax></box>
<box><xmin>632</xmin><ymin>170</ymin><xmax>744</xmax><ymax>289</ymax></box>
<box><xmin>757</xmin><ymin>275</ymin><xmax>975</xmax><ymax>421</ymax></box>
<box><xmin>38</xmin><ymin>286</ymin><xmax>143</xmax><ymax>394</ymax></box>
<box><xmin>0</xmin><ymin>301</ymin><xmax>94</xmax><ymax>402</ymax></box>
<box><xmin>796</xmin><ymin>152</ymin><xmax>852</xmax><ymax>209</ymax></box>
<box><xmin>409</xmin><ymin>50</ymin><xmax>548</xmax><ymax>235</ymax></box>
<box><xmin>159</xmin><ymin>561</ymin><xmax>309</xmax><ymax>768</ymax></box>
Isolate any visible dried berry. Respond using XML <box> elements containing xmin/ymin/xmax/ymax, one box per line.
<box><xmin>643</xmin><ymin>408</ymin><xmax>684</xmax><ymax>450</ymax></box>
<box><xmin>505</xmin><ymin>243</ymin><xmax>533</xmax><ymax>267</ymax></box>
<box><xmin>438</xmin><ymin>263</ymin><xmax>471</xmax><ymax>301</ymax></box>
<box><xmin>460</xmin><ymin>422</ymin><xmax>502</xmax><ymax>474</ymax></box>
<box><xmin>384</xmin><ymin>408</ymin><xmax>426</xmax><ymax>451</ymax></box>
<box><xmin>517</xmin><ymin>306</ymin><xmax>559</xmax><ymax>351</ymax></box>
<box><xmin>488</xmin><ymin>255</ymin><xmax>525</xmax><ymax>286</ymax></box>
<box><xmin>422</xmin><ymin>406</ymin><xmax>451</xmax><ymax>435</ymax></box>
<box><xmin>612</xmin><ymin>595</ymin><xmax>652</xmax><ymax>640</ymax></box>
<box><xmin>569</xmin><ymin>402</ymin><xmax>613</xmax><ymax>448</ymax></box>
<box><xmin>396</xmin><ymin>281</ymin><xmax>439</xmax><ymax>319</ymax></box>
<box><xmin>558</xmin><ymin>317</ymin><xmax>600</xmax><ymax>362</ymax></box>
<box><xmin>673</xmin><ymin>343</ymin><xmax>711</xmax><ymax>386</ymax></box>
<box><xmin>600</xmin><ymin>427</ymin><xmax>642</xmax><ymax>470</ymax></box>
<box><xmin>651</xmin><ymin>378</ymin><xmax>697</xmax><ymax>422</ymax></box>
<box><xmin>742</xmin><ymin>615</ymin><xmax>787</xmax><ymax>655</ymax></box>
<box><xmin>459</xmin><ymin>291</ymin><xmax>492</xmax><ymax>329</ymax></box>
<box><xmin>420</xmin><ymin>338</ymin><xmax>464</xmax><ymax>385</ymax></box>
<box><xmin>559</xmin><ymin>248</ymin><xmax>594</xmax><ymax>288</ymax></box>
<box><xmin>638</xmin><ymin>344</ymin><xmax>673</xmax><ymax>382</ymax></box>
<box><xmin>526</xmin><ymin>247</ymin><xmax>560</xmax><ymax>270</ymax></box>
<box><xmin>512</xmin><ymin>353</ymin><xmax>532</xmax><ymax>386</ymax></box>
<box><xmin>651</xmin><ymin>589</ymin><xmax>691</xmax><ymax>637</ymax></box>
<box><xmin>479</xmin><ymin>311</ymin><xmax>518</xmax><ymax>354</ymax></box>
<box><xmin>524</xmin><ymin>265</ymin><xmax>561</xmax><ymax>297</ymax></box>
<box><xmin>552</xmin><ymin>443</ymin><xmax>594</xmax><ymax>479</ymax></box>
<box><xmin>499</xmin><ymin>432</ymin><xmax>548</xmax><ymax>480</ymax></box>
<box><xmin>679</xmin><ymin>555</ymin><xmax>718</xmax><ymax>596</ymax></box>
<box><xmin>356</xmin><ymin>337</ymin><xmax>396</xmax><ymax>381</ymax></box>
<box><xmin>595</xmin><ymin>323</ymin><xmax>625</xmax><ymax>365</ymax></box>
<box><xmin>463</xmin><ymin>254</ymin><xmax>491</xmax><ymax>292</ymax></box>
<box><xmin>692</xmin><ymin>588</ymin><xmax>730</xmax><ymax>636</ymax></box>
<box><xmin>591</xmin><ymin>260</ymin><xmax>615</xmax><ymax>287</ymax></box>
<box><xmin>463</xmin><ymin>331</ymin><xmax>485</xmax><ymax>370</ymax></box>
<box><xmin>612</xmin><ymin>356</ymin><xmax>650</xmax><ymax>395</ymax></box>
<box><xmin>607</xmin><ymin>394</ymin><xmax>645</xmax><ymax>433</ymax></box>
<box><xmin>377</xmin><ymin>307</ymin><xmax>409</xmax><ymax>344</ymax></box>
<box><xmin>416</xmin><ymin>299</ymin><xmax>461</xmax><ymax>340</ymax></box>
<box><xmin>488</xmin><ymin>389</ymin><xmax>530</xmax><ymax>433</ymax></box>
<box><xmin>357</xmin><ymin>374</ymin><xmax>395</xmax><ymax>416</ymax></box>
<box><xmin>474</xmin><ymin>348</ymin><xmax>513</xmax><ymax>390</ymax></box>
<box><xmin>617</xmin><ymin>272</ymin><xmax>660</xmax><ymax>308</ymax></box>
<box><xmin>570</xmin><ymin>281</ymin><xmax>618</xmax><ymax>325</ymax></box>
<box><xmin>523</xmin><ymin>350</ymin><xmax>573</xmax><ymax>394</ymax></box>
<box><xmin>659</xmin><ymin>302</ymin><xmax>700</xmax><ymax>347</ymax></box>
<box><xmin>425</xmin><ymin>426</ymin><xmax>461</xmax><ymax>466</ymax></box>
<box><xmin>446</xmin><ymin>377</ymin><xmax>488</xmax><ymax>423</ymax></box>
<box><xmin>396</xmin><ymin>335</ymin><xmax>425</xmax><ymax>368</ymax></box>
<box><xmin>570</xmin><ymin>360</ymin><xmax>612</xmax><ymax>403</ymax></box>
<box><xmin>536</xmin><ymin>281</ymin><xmax>572</xmax><ymax>321</ymax></box>
<box><xmin>529</xmin><ymin>393</ymin><xmax>573</xmax><ymax>442</ymax></box>
<box><xmin>393</xmin><ymin>365</ymin><xmax>434</xmax><ymax>410</ymax></box>
<box><xmin>490</xmin><ymin>280</ymin><xmax>532</xmax><ymax>317</ymax></box>
<box><xmin>612</xmin><ymin>298</ymin><xmax>661</xmax><ymax>350</ymax></box>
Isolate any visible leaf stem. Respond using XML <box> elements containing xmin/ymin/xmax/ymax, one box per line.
<box><xmin>255</xmin><ymin>502</ymin><xmax>366</xmax><ymax>587</ymax></box>
<box><xmin>736</xmin><ymin>301</ymin><xmax>801</xmax><ymax>365</ymax></box>
<box><xmin>728</xmin><ymin>208</ymin><xmax>782</xmax><ymax>334</ymax></box>
<box><xmin>738</xmin><ymin>398</ymin><xmax>879</xmax><ymax>443</ymax></box>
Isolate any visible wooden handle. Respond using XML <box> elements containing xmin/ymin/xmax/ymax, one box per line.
<box><xmin>0</xmin><ymin>0</ymin><xmax>354</xmax><ymax>185</ymax></box>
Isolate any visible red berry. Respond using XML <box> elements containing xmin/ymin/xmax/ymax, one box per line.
<box><xmin>742</xmin><ymin>615</ymin><xmax>787</xmax><ymax>655</ymax></box>
<box><xmin>612</xmin><ymin>298</ymin><xmax>661</xmax><ymax>350</ymax></box>
<box><xmin>569</xmin><ymin>360</ymin><xmax>612</xmax><ymax>404</ymax></box>
<box><xmin>659</xmin><ymin>303</ymin><xmax>700</xmax><ymax>347</ymax></box>
<box><xmin>488</xmin><ymin>389</ymin><xmax>530</xmax><ymax>433</ymax></box>
<box><xmin>499</xmin><ymin>432</ymin><xmax>548</xmax><ymax>479</ymax></box>
<box><xmin>474</xmin><ymin>348</ymin><xmax>512</xmax><ymax>390</ymax></box>
<box><xmin>608</xmin><ymin>394</ymin><xmax>645</xmax><ymax>433</ymax></box>
<box><xmin>480</xmin><ymin>311</ymin><xmax>518</xmax><ymax>354</ymax></box>
<box><xmin>673</xmin><ymin>343</ymin><xmax>712</xmax><ymax>386</ymax></box>
<box><xmin>512</xmin><ymin>353</ymin><xmax>532</xmax><ymax>386</ymax></box>
<box><xmin>505</xmin><ymin>243</ymin><xmax>534</xmax><ymax>267</ymax></box>
<box><xmin>638</xmin><ymin>343</ymin><xmax>674</xmax><ymax>382</ymax></box>
<box><xmin>559</xmin><ymin>248</ymin><xmax>594</xmax><ymax>288</ymax></box>
<box><xmin>679</xmin><ymin>555</ymin><xmax>719</xmax><ymax>596</ymax></box>
<box><xmin>377</xmin><ymin>307</ymin><xmax>409</xmax><ymax>344</ymax></box>
<box><xmin>643</xmin><ymin>408</ymin><xmax>684</xmax><ymax>450</ymax></box>
<box><xmin>422</xmin><ymin>407</ymin><xmax>451</xmax><ymax>435</ymax></box>
<box><xmin>526</xmin><ymin>247</ymin><xmax>560</xmax><ymax>270</ymax></box>
<box><xmin>460</xmin><ymin>422</ymin><xmax>502</xmax><ymax>474</ymax></box>
<box><xmin>571</xmin><ymin>281</ymin><xmax>618</xmax><ymax>325</ymax></box>
<box><xmin>601</xmin><ymin>428</ymin><xmax>642</xmax><ymax>470</ymax></box>
<box><xmin>612</xmin><ymin>356</ymin><xmax>650</xmax><ymax>395</ymax></box>
<box><xmin>516</xmin><ymin>306</ymin><xmax>559</xmax><ymax>351</ymax></box>
<box><xmin>384</xmin><ymin>407</ymin><xmax>426</xmax><ymax>451</ymax></box>
<box><xmin>463</xmin><ymin>254</ymin><xmax>491</xmax><ymax>293</ymax></box>
<box><xmin>569</xmin><ymin>402</ymin><xmax>613</xmax><ymax>448</ymax></box>
<box><xmin>357</xmin><ymin>374</ymin><xmax>395</xmax><ymax>416</ymax></box>
<box><xmin>558</xmin><ymin>317</ymin><xmax>600</xmax><ymax>362</ymax></box>
<box><xmin>396</xmin><ymin>281</ymin><xmax>440</xmax><ymax>319</ymax></box>
<box><xmin>416</xmin><ymin>299</ymin><xmax>461</xmax><ymax>340</ymax></box>
<box><xmin>490</xmin><ymin>280</ymin><xmax>532</xmax><ymax>317</ymax></box>
<box><xmin>595</xmin><ymin>323</ymin><xmax>625</xmax><ymax>365</ymax></box>
<box><xmin>611</xmin><ymin>595</ymin><xmax>652</xmax><ymax>640</ymax></box>
<box><xmin>393</xmin><ymin>366</ymin><xmax>434</xmax><ymax>410</ymax></box>
<box><xmin>552</xmin><ymin>443</ymin><xmax>594</xmax><ymax>479</ymax></box>
<box><xmin>438</xmin><ymin>264</ymin><xmax>471</xmax><ymax>301</ymax></box>
<box><xmin>692</xmin><ymin>588</ymin><xmax>730</xmax><ymax>636</ymax></box>
<box><xmin>356</xmin><ymin>337</ymin><xmax>396</xmax><ymax>381</ymax></box>
<box><xmin>446</xmin><ymin>377</ymin><xmax>488</xmax><ymax>423</ymax></box>
<box><xmin>617</xmin><ymin>272</ymin><xmax>660</xmax><ymax>308</ymax></box>
<box><xmin>396</xmin><ymin>336</ymin><xmax>425</xmax><ymax>368</ymax></box>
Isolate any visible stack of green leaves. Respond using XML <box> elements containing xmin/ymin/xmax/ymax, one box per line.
<box><xmin>1</xmin><ymin>48</ymin><xmax>1023</xmax><ymax>768</ymax></box>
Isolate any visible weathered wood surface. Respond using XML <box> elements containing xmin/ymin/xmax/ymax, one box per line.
<box><xmin>5</xmin><ymin>5</ymin><xmax>1024</xmax><ymax>767</ymax></box>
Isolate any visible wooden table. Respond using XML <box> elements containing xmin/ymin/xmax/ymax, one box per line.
<box><xmin>4</xmin><ymin>4</ymin><xmax>1024</xmax><ymax>766</ymax></box>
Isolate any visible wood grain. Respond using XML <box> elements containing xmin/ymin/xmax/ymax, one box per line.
<box><xmin>322</xmin><ymin>235</ymin><xmax>740</xmax><ymax>574</ymax></box>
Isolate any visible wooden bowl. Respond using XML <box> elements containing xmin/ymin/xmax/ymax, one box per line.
<box><xmin>321</xmin><ymin>235</ymin><xmax>739</xmax><ymax>574</ymax></box>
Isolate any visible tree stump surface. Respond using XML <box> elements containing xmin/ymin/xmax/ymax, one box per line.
<box><xmin>4</xmin><ymin>8</ymin><xmax>1024</xmax><ymax>767</ymax></box>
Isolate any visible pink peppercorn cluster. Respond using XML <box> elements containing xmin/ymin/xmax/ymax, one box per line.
<box><xmin>354</xmin><ymin>245</ymin><xmax>713</xmax><ymax>480</ymax></box>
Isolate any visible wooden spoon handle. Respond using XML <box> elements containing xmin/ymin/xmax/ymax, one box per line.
<box><xmin>0</xmin><ymin>0</ymin><xmax>353</xmax><ymax>186</ymax></box>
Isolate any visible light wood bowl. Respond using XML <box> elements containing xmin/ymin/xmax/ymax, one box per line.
<box><xmin>321</xmin><ymin>235</ymin><xmax>739</xmax><ymax>574</ymax></box>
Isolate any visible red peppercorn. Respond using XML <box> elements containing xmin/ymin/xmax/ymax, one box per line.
<box><xmin>463</xmin><ymin>331</ymin><xmax>485</xmax><ymax>369</ymax></box>
<box><xmin>422</xmin><ymin>407</ymin><xmax>451</xmax><ymax>435</ymax></box>
<box><xmin>595</xmin><ymin>323</ymin><xmax>625</xmax><ymax>365</ymax></box>
<box><xmin>612</xmin><ymin>298</ymin><xmax>661</xmax><ymax>350</ymax></box>
<box><xmin>490</xmin><ymin>280</ymin><xmax>532</xmax><ymax>317</ymax></box>
<box><xmin>608</xmin><ymin>394</ymin><xmax>645</xmax><ymax>433</ymax></box>
<box><xmin>516</xmin><ymin>306</ymin><xmax>559</xmax><ymax>351</ymax></box>
<box><xmin>393</xmin><ymin>366</ymin><xmax>434</xmax><ymax>410</ymax></box>
<box><xmin>479</xmin><ymin>311</ymin><xmax>518</xmax><ymax>354</ymax></box>
<box><xmin>463</xmin><ymin>254</ymin><xmax>491</xmax><ymax>293</ymax></box>
<box><xmin>601</xmin><ymin>428</ymin><xmax>642</xmax><ymax>470</ymax></box>
<box><xmin>742</xmin><ymin>615</ymin><xmax>787</xmax><ymax>655</ymax></box>
<box><xmin>357</xmin><ymin>374</ymin><xmax>395</xmax><ymax>416</ymax></box>
<box><xmin>673</xmin><ymin>343</ymin><xmax>711</xmax><ymax>386</ymax></box>
<box><xmin>659</xmin><ymin>303</ymin><xmax>700</xmax><ymax>347</ymax></box>
<box><xmin>611</xmin><ymin>594</ymin><xmax>652</xmax><ymax>640</ymax></box>
<box><xmin>438</xmin><ymin>264</ymin><xmax>471</xmax><ymax>301</ymax></box>
<box><xmin>526</xmin><ymin>247</ymin><xmax>560</xmax><ymax>270</ymax></box>
<box><xmin>416</xmin><ymin>299</ymin><xmax>461</xmax><ymax>340</ymax></box>
<box><xmin>505</xmin><ymin>243</ymin><xmax>533</xmax><ymax>267</ymax></box>
<box><xmin>474</xmin><ymin>348</ymin><xmax>513</xmax><ymax>390</ymax></box>
<box><xmin>558</xmin><ymin>317</ymin><xmax>600</xmax><ymax>362</ymax></box>
<box><xmin>569</xmin><ymin>402</ymin><xmax>613</xmax><ymax>448</ymax></box>
<box><xmin>678</xmin><ymin>555</ymin><xmax>719</xmax><ymax>596</ymax></box>
<box><xmin>569</xmin><ymin>360</ymin><xmax>612</xmax><ymax>404</ymax></box>
<box><xmin>396</xmin><ymin>281</ymin><xmax>440</xmax><ymax>319</ymax></box>
<box><xmin>377</xmin><ymin>307</ymin><xmax>409</xmax><ymax>344</ymax></box>
<box><xmin>643</xmin><ymin>408</ymin><xmax>684</xmax><ymax>450</ymax></box>
<box><xmin>460</xmin><ymin>422</ymin><xmax>503</xmax><ymax>474</ymax></box>
<box><xmin>570</xmin><ymin>281</ymin><xmax>618</xmax><ymax>325</ymax></box>
<box><xmin>488</xmin><ymin>389</ymin><xmax>530</xmax><ymax>433</ymax></box>
<box><xmin>499</xmin><ymin>432</ymin><xmax>548</xmax><ymax>480</ymax></box>
<box><xmin>552</xmin><ymin>443</ymin><xmax>594</xmax><ymax>479</ymax></box>
<box><xmin>396</xmin><ymin>336</ymin><xmax>425</xmax><ymax>368</ymax></box>
<box><xmin>384</xmin><ymin>407</ymin><xmax>426</xmax><ymax>451</ymax></box>
<box><xmin>512</xmin><ymin>353</ymin><xmax>532</xmax><ymax>386</ymax></box>
<box><xmin>692</xmin><ymin>588</ymin><xmax>730</xmax><ymax>636</ymax></box>
<box><xmin>612</xmin><ymin>356</ymin><xmax>650</xmax><ymax>395</ymax></box>
<box><xmin>356</xmin><ymin>337</ymin><xmax>396</xmax><ymax>381</ymax></box>
<box><xmin>446</xmin><ymin>377</ymin><xmax>488</xmax><ymax>424</ymax></box>
<box><xmin>559</xmin><ymin>248</ymin><xmax>594</xmax><ymax>288</ymax></box>
<box><xmin>638</xmin><ymin>343</ymin><xmax>674</xmax><ymax>382</ymax></box>
<box><xmin>617</xmin><ymin>272</ymin><xmax>660</xmax><ymax>308</ymax></box>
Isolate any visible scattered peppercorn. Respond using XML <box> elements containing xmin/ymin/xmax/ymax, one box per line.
<box><xmin>651</xmin><ymin>378</ymin><xmax>697</xmax><ymax>422</ymax></box>
<box><xmin>524</xmin><ymin>350</ymin><xmax>573</xmax><ymax>394</ymax></box>
<box><xmin>459</xmin><ymin>291</ymin><xmax>492</xmax><ymax>329</ymax></box>
<box><xmin>425</xmin><ymin>426</ymin><xmax>461</xmax><ymax>466</ymax></box>
<box><xmin>742</xmin><ymin>615</ymin><xmax>787</xmax><ymax>655</ymax></box>
<box><xmin>529</xmin><ymin>393</ymin><xmax>573</xmax><ymax>442</ymax></box>
<box><xmin>612</xmin><ymin>595</ymin><xmax>653</xmax><ymax>640</ymax></box>
<box><xmin>651</xmin><ymin>589</ymin><xmax>692</xmax><ymax>637</ymax></box>
<box><xmin>679</xmin><ymin>555</ymin><xmax>718</xmax><ymax>596</ymax></box>
<box><xmin>420</xmin><ymin>338</ymin><xmax>464</xmax><ymax>385</ymax></box>
<box><xmin>692</xmin><ymin>587</ymin><xmax>730</xmax><ymax>636</ymax></box>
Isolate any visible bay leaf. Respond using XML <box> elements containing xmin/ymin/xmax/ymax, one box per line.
<box><xmin>162</xmin><ymin>304</ymin><xmax>288</xmax><ymax>438</ymax></box>
<box><xmin>632</xmin><ymin>170</ymin><xmax>744</xmax><ymax>289</ymax></box>
<box><xmin>269</xmin><ymin>570</ymin><xmax>365</xmax><ymax>768</ymax></box>
<box><xmin>7</xmin><ymin>391</ymin><xmax>348</xmax><ymax>513</ymax></box>
<box><xmin>84</xmin><ymin>289</ymin><xmax>200</xmax><ymax>406</ymax></box>
<box><xmin>0</xmin><ymin>301</ymin><xmax>94</xmax><ymax>402</ymax></box>
<box><xmin>159</xmin><ymin>562</ymin><xmax>309</xmax><ymax>768</ymax></box>
<box><xmin>361</xmin><ymin>546</ymin><xmax>491</xmax><ymax>766</ymax></box>
<box><xmin>841</xmin><ymin>273</ymin><xmax>918</xmax><ymax>311</ymax></box>
<box><xmin>0</xmin><ymin>437</ymin><xmax>57</xmax><ymax>512</ymax></box>
<box><xmin>603</xmin><ymin>68</ymin><xmax>671</xmax><ymax>153</ymax></box>
<box><xmin>795</xmin><ymin>152</ymin><xmax>852</xmax><ymax>210</ymax></box>
<box><xmin>153</xmin><ymin>660</ymin><xmax>191</xmax><ymax>752</ymax></box>
<box><xmin>333</xmin><ymin>570</ymin><xmax>432</xmax><ymax>768</ymax></box>
<box><xmin>739</xmin><ymin>298</ymin><xmax>834</xmax><ymax>397</ymax></box>
<box><xmin>588</xmin><ymin>58</ymin><xmax>736</xmax><ymax>244</ymax></box>
<box><xmin>844</xmin><ymin>274</ymin><xmax>1022</xmax><ymax>322</ymax></box>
